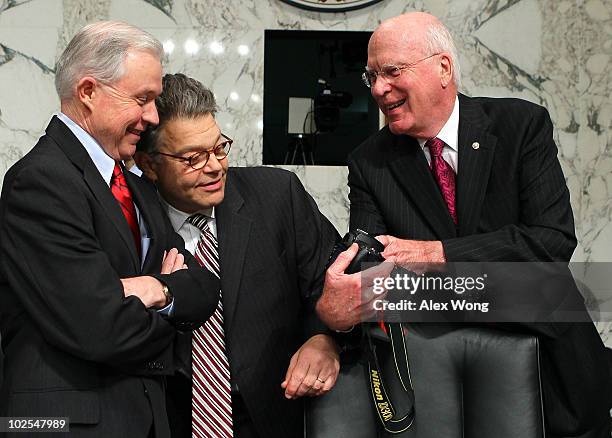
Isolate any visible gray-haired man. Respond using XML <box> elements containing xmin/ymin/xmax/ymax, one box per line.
<box><xmin>0</xmin><ymin>22</ymin><xmax>219</xmax><ymax>437</ymax></box>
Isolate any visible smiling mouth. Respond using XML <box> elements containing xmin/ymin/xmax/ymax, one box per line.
<box><xmin>386</xmin><ymin>99</ymin><xmax>406</xmax><ymax>111</ymax></box>
<box><xmin>127</xmin><ymin>128</ymin><xmax>142</xmax><ymax>136</ymax></box>
<box><xmin>199</xmin><ymin>179</ymin><xmax>222</xmax><ymax>188</ymax></box>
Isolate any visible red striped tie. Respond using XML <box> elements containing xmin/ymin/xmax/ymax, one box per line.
<box><xmin>110</xmin><ymin>163</ymin><xmax>141</xmax><ymax>256</ymax></box>
<box><xmin>426</xmin><ymin>138</ymin><xmax>457</xmax><ymax>224</ymax></box>
<box><xmin>188</xmin><ymin>214</ymin><xmax>233</xmax><ymax>438</ymax></box>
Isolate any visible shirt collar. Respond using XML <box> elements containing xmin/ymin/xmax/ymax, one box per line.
<box><xmin>129</xmin><ymin>164</ymin><xmax>143</xmax><ymax>177</ymax></box>
<box><xmin>160</xmin><ymin>197</ymin><xmax>214</xmax><ymax>233</ymax></box>
<box><xmin>56</xmin><ymin>112</ymin><xmax>141</xmax><ymax>185</ymax></box>
<box><xmin>57</xmin><ymin>112</ymin><xmax>116</xmax><ymax>186</ymax></box>
<box><xmin>417</xmin><ymin>95</ymin><xmax>459</xmax><ymax>151</ymax></box>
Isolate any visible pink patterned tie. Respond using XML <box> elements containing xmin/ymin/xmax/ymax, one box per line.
<box><xmin>188</xmin><ymin>214</ymin><xmax>233</xmax><ymax>438</ymax></box>
<box><xmin>426</xmin><ymin>138</ymin><xmax>457</xmax><ymax>224</ymax></box>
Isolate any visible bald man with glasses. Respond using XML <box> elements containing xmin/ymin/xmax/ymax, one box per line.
<box><xmin>316</xmin><ymin>11</ymin><xmax>612</xmax><ymax>437</ymax></box>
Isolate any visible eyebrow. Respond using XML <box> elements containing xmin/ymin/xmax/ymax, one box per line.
<box><xmin>381</xmin><ymin>63</ymin><xmax>408</xmax><ymax>70</ymax></box>
<box><xmin>172</xmin><ymin>134</ymin><xmax>223</xmax><ymax>155</ymax></box>
<box><xmin>365</xmin><ymin>63</ymin><xmax>404</xmax><ymax>71</ymax></box>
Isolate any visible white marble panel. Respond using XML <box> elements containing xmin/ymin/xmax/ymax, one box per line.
<box><xmin>0</xmin><ymin>55</ymin><xmax>57</xmax><ymax>132</ymax></box>
<box><xmin>473</xmin><ymin>0</ymin><xmax>542</xmax><ymax>76</ymax></box>
<box><xmin>277</xmin><ymin>165</ymin><xmax>349</xmax><ymax>234</ymax></box>
<box><xmin>0</xmin><ymin>0</ymin><xmax>611</xmax><ymax>344</ymax></box>
<box><xmin>109</xmin><ymin>0</ymin><xmax>175</xmax><ymax>28</ymax></box>
<box><xmin>0</xmin><ymin>0</ymin><xmax>63</xmax><ymax>68</ymax></box>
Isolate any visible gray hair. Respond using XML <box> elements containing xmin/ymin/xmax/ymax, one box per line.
<box><xmin>138</xmin><ymin>73</ymin><xmax>218</xmax><ymax>153</ymax></box>
<box><xmin>55</xmin><ymin>21</ymin><xmax>163</xmax><ymax>100</ymax></box>
<box><xmin>424</xmin><ymin>21</ymin><xmax>461</xmax><ymax>89</ymax></box>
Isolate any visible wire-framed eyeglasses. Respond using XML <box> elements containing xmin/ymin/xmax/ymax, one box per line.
<box><xmin>361</xmin><ymin>53</ymin><xmax>440</xmax><ymax>88</ymax></box>
<box><xmin>152</xmin><ymin>133</ymin><xmax>233</xmax><ymax>170</ymax></box>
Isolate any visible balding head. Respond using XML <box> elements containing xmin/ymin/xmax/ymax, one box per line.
<box><xmin>370</xmin><ymin>12</ymin><xmax>460</xmax><ymax>88</ymax></box>
<box><xmin>375</xmin><ymin>12</ymin><xmax>438</xmax><ymax>43</ymax></box>
<box><xmin>365</xmin><ymin>12</ymin><xmax>460</xmax><ymax>138</ymax></box>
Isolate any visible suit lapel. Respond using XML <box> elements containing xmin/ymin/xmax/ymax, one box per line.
<box><xmin>456</xmin><ymin>95</ymin><xmax>497</xmax><ymax>237</ymax></box>
<box><xmin>83</xmin><ymin>164</ymin><xmax>140</xmax><ymax>269</ymax></box>
<box><xmin>216</xmin><ymin>175</ymin><xmax>251</xmax><ymax>331</ymax></box>
<box><xmin>125</xmin><ymin>170</ymin><xmax>156</xmax><ymax>272</ymax></box>
<box><xmin>387</xmin><ymin>133</ymin><xmax>457</xmax><ymax>239</ymax></box>
<box><xmin>47</xmin><ymin>117</ymin><xmax>140</xmax><ymax>271</ymax></box>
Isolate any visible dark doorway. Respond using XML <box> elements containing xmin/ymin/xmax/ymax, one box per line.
<box><xmin>263</xmin><ymin>29</ymin><xmax>379</xmax><ymax>166</ymax></box>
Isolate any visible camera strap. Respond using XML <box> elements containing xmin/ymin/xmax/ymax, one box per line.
<box><xmin>365</xmin><ymin>322</ymin><xmax>414</xmax><ymax>434</ymax></box>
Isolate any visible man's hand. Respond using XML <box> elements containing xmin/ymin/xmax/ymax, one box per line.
<box><xmin>316</xmin><ymin>243</ymin><xmax>395</xmax><ymax>331</ymax></box>
<box><xmin>121</xmin><ymin>248</ymin><xmax>187</xmax><ymax>308</ymax></box>
<box><xmin>121</xmin><ymin>276</ymin><xmax>168</xmax><ymax>308</ymax></box>
<box><xmin>281</xmin><ymin>334</ymin><xmax>340</xmax><ymax>399</ymax></box>
<box><xmin>160</xmin><ymin>247</ymin><xmax>188</xmax><ymax>273</ymax></box>
<box><xmin>377</xmin><ymin>235</ymin><xmax>446</xmax><ymax>273</ymax></box>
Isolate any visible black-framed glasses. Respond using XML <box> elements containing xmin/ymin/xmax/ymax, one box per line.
<box><xmin>361</xmin><ymin>53</ymin><xmax>440</xmax><ymax>88</ymax></box>
<box><xmin>153</xmin><ymin>133</ymin><xmax>233</xmax><ymax>170</ymax></box>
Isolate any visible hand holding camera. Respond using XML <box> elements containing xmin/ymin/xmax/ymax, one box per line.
<box><xmin>316</xmin><ymin>230</ymin><xmax>395</xmax><ymax>331</ymax></box>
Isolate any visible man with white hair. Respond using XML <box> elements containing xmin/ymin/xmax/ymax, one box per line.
<box><xmin>0</xmin><ymin>21</ymin><xmax>219</xmax><ymax>437</ymax></box>
<box><xmin>317</xmin><ymin>12</ymin><xmax>611</xmax><ymax>437</ymax></box>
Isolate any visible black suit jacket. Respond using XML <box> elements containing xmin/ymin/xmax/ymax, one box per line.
<box><xmin>0</xmin><ymin>116</ymin><xmax>219</xmax><ymax>437</ymax></box>
<box><xmin>166</xmin><ymin>167</ymin><xmax>339</xmax><ymax>438</ymax></box>
<box><xmin>348</xmin><ymin>95</ymin><xmax>611</xmax><ymax>436</ymax></box>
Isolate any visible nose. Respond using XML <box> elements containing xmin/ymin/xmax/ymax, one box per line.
<box><xmin>203</xmin><ymin>153</ymin><xmax>224</xmax><ymax>173</ymax></box>
<box><xmin>142</xmin><ymin>101</ymin><xmax>159</xmax><ymax>127</ymax></box>
<box><xmin>371</xmin><ymin>76</ymin><xmax>392</xmax><ymax>98</ymax></box>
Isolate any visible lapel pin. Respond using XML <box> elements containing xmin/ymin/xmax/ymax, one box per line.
<box><xmin>472</xmin><ymin>141</ymin><xmax>480</xmax><ymax>150</ymax></box>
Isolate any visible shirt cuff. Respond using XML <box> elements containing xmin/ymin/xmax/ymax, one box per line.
<box><xmin>157</xmin><ymin>300</ymin><xmax>174</xmax><ymax>316</ymax></box>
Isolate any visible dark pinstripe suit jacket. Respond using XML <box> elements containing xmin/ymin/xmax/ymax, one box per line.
<box><xmin>166</xmin><ymin>167</ymin><xmax>339</xmax><ymax>438</ymax></box>
<box><xmin>0</xmin><ymin>117</ymin><xmax>219</xmax><ymax>438</ymax></box>
<box><xmin>348</xmin><ymin>95</ymin><xmax>611</xmax><ymax>435</ymax></box>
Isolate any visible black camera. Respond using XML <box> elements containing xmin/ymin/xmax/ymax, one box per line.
<box><xmin>314</xmin><ymin>80</ymin><xmax>353</xmax><ymax>133</ymax></box>
<box><xmin>328</xmin><ymin>229</ymin><xmax>385</xmax><ymax>274</ymax></box>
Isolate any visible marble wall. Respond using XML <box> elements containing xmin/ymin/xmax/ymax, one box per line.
<box><xmin>1</xmin><ymin>0</ymin><xmax>611</xmax><ymax>337</ymax></box>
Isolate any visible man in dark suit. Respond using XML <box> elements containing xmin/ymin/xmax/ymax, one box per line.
<box><xmin>0</xmin><ymin>22</ymin><xmax>219</xmax><ymax>437</ymax></box>
<box><xmin>135</xmin><ymin>73</ymin><xmax>340</xmax><ymax>438</ymax></box>
<box><xmin>317</xmin><ymin>12</ymin><xmax>611</xmax><ymax>437</ymax></box>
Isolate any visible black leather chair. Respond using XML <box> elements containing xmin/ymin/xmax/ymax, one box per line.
<box><xmin>0</xmin><ymin>333</ymin><xmax>3</xmax><ymax>390</ymax></box>
<box><xmin>307</xmin><ymin>326</ymin><xmax>544</xmax><ymax>438</ymax></box>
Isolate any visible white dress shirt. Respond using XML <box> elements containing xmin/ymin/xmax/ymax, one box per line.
<box><xmin>417</xmin><ymin>95</ymin><xmax>460</xmax><ymax>173</ymax></box>
<box><xmin>56</xmin><ymin>112</ymin><xmax>150</xmax><ymax>259</ymax></box>
<box><xmin>162</xmin><ymin>199</ymin><xmax>216</xmax><ymax>256</ymax></box>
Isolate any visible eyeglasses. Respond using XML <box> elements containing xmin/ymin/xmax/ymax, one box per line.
<box><xmin>361</xmin><ymin>53</ymin><xmax>440</xmax><ymax>88</ymax></box>
<box><xmin>152</xmin><ymin>133</ymin><xmax>233</xmax><ymax>170</ymax></box>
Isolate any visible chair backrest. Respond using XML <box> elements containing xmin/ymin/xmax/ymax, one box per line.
<box><xmin>404</xmin><ymin>325</ymin><xmax>544</xmax><ymax>438</ymax></box>
<box><xmin>306</xmin><ymin>326</ymin><xmax>544</xmax><ymax>438</ymax></box>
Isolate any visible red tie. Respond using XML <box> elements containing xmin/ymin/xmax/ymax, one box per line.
<box><xmin>110</xmin><ymin>163</ymin><xmax>141</xmax><ymax>256</ymax></box>
<box><xmin>426</xmin><ymin>138</ymin><xmax>457</xmax><ymax>224</ymax></box>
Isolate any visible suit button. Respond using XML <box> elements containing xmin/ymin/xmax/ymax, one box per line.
<box><xmin>472</xmin><ymin>141</ymin><xmax>480</xmax><ymax>150</ymax></box>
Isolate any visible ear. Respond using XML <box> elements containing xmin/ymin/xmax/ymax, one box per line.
<box><xmin>134</xmin><ymin>151</ymin><xmax>158</xmax><ymax>182</ymax></box>
<box><xmin>439</xmin><ymin>54</ymin><xmax>453</xmax><ymax>88</ymax></box>
<box><xmin>76</xmin><ymin>76</ymin><xmax>98</xmax><ymax>112</ymax></box>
